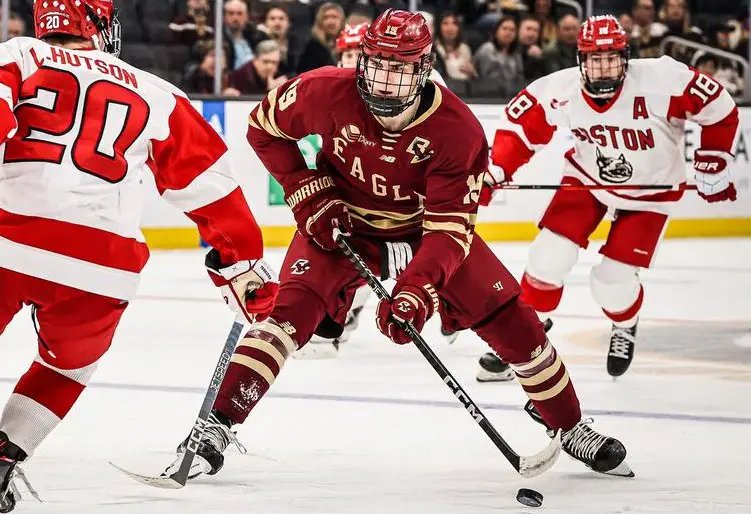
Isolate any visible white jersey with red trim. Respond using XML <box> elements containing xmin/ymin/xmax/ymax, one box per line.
<box><xmin>492</xmin><ymin>56</ymin><xmax>739</xmax><ymax>214</ymax></box>
<box><xmin>0</xmin><ymin>37</ymin><xmax>263</xmax><ymax>300</ymax></box>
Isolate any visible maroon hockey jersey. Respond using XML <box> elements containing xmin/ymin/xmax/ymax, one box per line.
<box><xmin>247</xmin><ymin>66</ymin><xmax>488</xmax><ymax>290</ymax></box>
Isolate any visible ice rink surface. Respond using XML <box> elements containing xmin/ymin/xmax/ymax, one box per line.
<box><xmin>1</xmin><ymin>238</ymin><xmax>750</xmax><ymax>513</ymax></box>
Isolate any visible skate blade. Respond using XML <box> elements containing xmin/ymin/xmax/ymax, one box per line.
<box><xmin>476</xmin><ymin>368</ymin><xmax>515</xmax><ymax>383</ymax></box>
<box><xmin>601</xmin><ymin>460</ymin><xmax>635</xmax><ymax>478</ymax></box>
<box><xmin>109</xmin><ymin>461</ymin><xmax>185</xmax><ymax>489</ymax></box>
<box><xmin>518</xmin><ymin>429</ymin><xmax>562</xmax><ymax>478</ymax></box>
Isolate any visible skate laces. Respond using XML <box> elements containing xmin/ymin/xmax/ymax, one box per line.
<box><xmin>609</xmin><ymin>327</ymin><xmax>635</xmax><ymax>359</ymax></box>
<box><xmin>204</xmin><ymin>413</ymin><xmax>247</xmax><ymax>455</ymax></box>
<box><xmin>562</xmin><ymin>418</ymin><xmax>608</xmax><ymax>462</ymax></box>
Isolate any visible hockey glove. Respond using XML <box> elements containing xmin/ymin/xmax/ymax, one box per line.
<box><xmin>479</xmin><ymin>166</ymin><xmax>507</xmax><ymax>206</ymax></box>
<box><xmin>286</xmin><ymin>175</ymin><xmax>353</xmax><ymax>250</ymax></box>
<box><xmin>693</xmin><ymin>149</ymin><xmax>737</xmax><ymax>203</ymax></box>
<box><xmin>376</xmin><ymin>281</ymin><xmax>439</xmax><ymax>345</ymax></box>
<box><xmin>206</xmin><ymin>249</ymin><xmax>280</xmax><ymax>323</ymax></box>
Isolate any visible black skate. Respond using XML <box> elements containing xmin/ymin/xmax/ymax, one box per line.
<box><xmin>562</xmin><ymin>419</ymin><xmax>633</xmax><ymax>477</ymax></box>
<box><xmin>607</xmin><ymin>321</ymin><xmax>637</xmax><ymax>377</ymax></box>
<box><xmin>476</xmin><ymin>353</ymin><xmax>515</xmax><ymax>382</ymax></box>
<box><xmin>0</xmin><ymin>432</ymin><xmax>27</xmax><ymax>513</ymax></box>
<box><xmin>167</xmin><ymin>411</ymin><xmax>246</xmax><ymax>480</ymax></box>
<box><xmin>523</xmin><ymin>402</ymin><xmax>633</xmax><ymax>477</ymax></box>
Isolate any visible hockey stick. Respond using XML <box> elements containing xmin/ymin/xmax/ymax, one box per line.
<box><xmin>111</xmin><ymin>313</ymin><xmax>246</xmax><ymax>489</ymax></box>
<box><xmin>333</xmin><ymin>230</ymin><xmax>561</xmax><ymax>478</ymax></box>
<box><xmin>495</xmin><ymin>183</ymin><xmax>698</xmax><ymax>191</ymax></box>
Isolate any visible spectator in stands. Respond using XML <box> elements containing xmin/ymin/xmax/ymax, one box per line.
<box><xmin>473</xmin><ymin>16</ymin><xmax>525</xmax><ymax>98</ymax></box>
<box><xmin>182</xmin><ymin>41</ymin><xmax>230</xmax><ymax>94</ymax></box>
<box><xmin>2</xmin><ymin>11</ymin><xmax>26</xmax><ymax>40</ymax></box>
<box><xmin>226</xmin><ymin>39</ymin><xmax>286</xmax><ymax>95</ymax></box>
<box><xmin>517</xmin><ymin>15</ymin><xmax>545</xmax><ymax>81</ymax></box>
<box><xmin>296</xmin><ymin>2</ymin><xmax>344</xmax><ymax>73</ymax></box>
<box><xmin>529</xmin><ymin>0</ymin><xmax>557</xmax><ymax>48</ymax></box>
<box><xmin>630</xmin><ymin>0</ymin><xmax>664</xmax><ymax>58</ymax></box>
<box><xmin>657</xmin><ymin>0</ymin><xmax>704</xmax><ymax>65</ymax></box>
<box><xmin>435</xmin><ymin>12</ymin><xmax>476</xmax><ymax>81</ymax></box>
<box><xmin>541</xmin><ymin>13</ymin><xmax>579</xmax><ymax>74</ymax></box>
<box><xmin>224</xmin><ymin>0</ymin><xmax>266</xmax><ymax>70</ymax></box>
<box><xmin>257</xmin><ymin>4</ymin><xmax>299</xmax><ymax>76</ymax></box>
<box><xmin>702</xmin><ymin>22</ymin><xmax>745</xmax><ymax>97</ymax></box>
<box><xmin>617</xmin><ymin>12</ymin><xmax>640</xmax><ymax>56</ymax></box>
<box><xmin>170</xmin><ymin>0</ymin><xmax>214</xmax><ymax>46</ymax></box>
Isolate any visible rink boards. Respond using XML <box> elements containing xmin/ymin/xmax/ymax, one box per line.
<box><xmin>140</xmin><ymin>101</ymin><xmax>751</xmax><ymax>249</ymax></box>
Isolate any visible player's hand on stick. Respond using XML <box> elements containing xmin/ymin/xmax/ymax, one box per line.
<box><xmin>693</xmin><ymin>149</ymin><xmax>737</xmax><ymax>203</ymax></box>
<box><xmin>287</xmin><ymin>175</ymin><xmax>353</xmax><ymax>250</ymax></box>
<box><xmin>206</xmin><ymin>249</ymin><xmax>280</xmax><ymax>323</ymax></box>
<box><xmin>479</xmin><ymin>166</ymin><xmax>507</xmax><ymax>206</ymax></box>
<box><xmin>376</xmin><ymin>280</ymin><xmax>438</xmax><ymax>344</ymax></box>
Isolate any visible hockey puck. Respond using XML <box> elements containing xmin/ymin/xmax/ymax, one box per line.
<box><xmin>516</xmin><ymin>488</ymin><xmax>543</xmax><ymax>508</ymax></box>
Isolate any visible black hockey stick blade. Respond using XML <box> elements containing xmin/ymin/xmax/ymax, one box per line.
<box><xmin>111</xmin><ymin>314</ymin><xmax>246</xmax><ymax>489</ymax></box>
<box><xmin>333</xmin><ymin>230</ymin><xmax>561</xmax><ymax>478</ymax></box>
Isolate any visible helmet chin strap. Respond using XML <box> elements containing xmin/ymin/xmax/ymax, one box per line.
<box><xmin>580</xmin><ymin>76</ymin><xmax>620</xmax><ymax>99</ymax></box>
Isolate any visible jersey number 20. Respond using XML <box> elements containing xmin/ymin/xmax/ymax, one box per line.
<box><xmin>4</xmin><ymin>67</ymin><xmax>149</xmax><ymax>183</ymax></box>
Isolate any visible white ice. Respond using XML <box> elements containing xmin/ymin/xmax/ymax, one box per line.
<box><xmin>1</xmin><ymin>239</ymin><xmax>750</xmax><ymax>513</ymax></box>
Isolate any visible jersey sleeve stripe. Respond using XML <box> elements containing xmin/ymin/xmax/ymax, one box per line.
<box><xmin>159</xmin><ymin>153</ymin><xmax>238</xmax><ymax>212</ymax></box>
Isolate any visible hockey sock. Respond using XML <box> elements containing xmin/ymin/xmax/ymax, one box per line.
<box><xmin>214</xmin><ymin>320</ymin><xmax>297</xmax><ymax>425</ymax></box>
<box><xmin>0</xmin><ymin>356</ymin><xmax>97</xmax><ymax>455</ymax></box>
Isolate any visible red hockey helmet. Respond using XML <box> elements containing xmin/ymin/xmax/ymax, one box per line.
<box><xmin>34</xmin><ymin>0</ymin><xmax>121</xmax><ymax>57</ymax></box>
<box><xmin>356</xmin><ymin>9</ymin><xmax>434</xmax><ymax>117</ymax></box>
<box><xmin>336</xmin><ymin>23</ymin><xmax>368</xmax><ymax>53</ymax></box>
<box><xmin>577</xmin><ymin>15</ymin><xmax>629</xmax><ymax>97</ymax></box>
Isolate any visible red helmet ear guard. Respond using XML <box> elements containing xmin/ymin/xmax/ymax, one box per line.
<box><xmin>356</xmin><ymin>9</ymin><xmax>434</xmax><ymax>117</ymax></box>
<box><xmin>34</xmin><ymin>0</ymin><xmax>121</xmax><ymax>57</ymax></box>
<box><xmin>577</xmin><ymin>15</ymin><xmax>629</xmax><ymax>97</ymax></box>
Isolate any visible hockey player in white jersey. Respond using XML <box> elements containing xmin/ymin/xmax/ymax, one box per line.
<box><xmin>0</xmin><ymin>2</ymin><xmax>278</xmax><ymax>510</ymax></box>
<box><xmin>478</xmin><ymin>15</ymin><xmax>739</xmax><ymax>380</ymax></box>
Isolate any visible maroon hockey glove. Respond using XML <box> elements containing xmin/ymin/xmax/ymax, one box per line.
<box><xmin>206</xmin><ymin>249</ymin><xmax>280</xmax><ymax>323</ymax></box>
<box><xmin>376</xmin><ymin>282</ymin><xmax>439</xmax><ymax>345</ymax></box>
<box><xmin>286</xmin><ymin>175</ymin><xmax>353</xmax><ymax>250</ymax></box>
<box><xmin>693</xmin><ymin>149</ymin><xmax>737</xmax><ymax>203</ymax></box>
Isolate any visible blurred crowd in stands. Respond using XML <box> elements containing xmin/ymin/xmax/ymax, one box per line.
<box><xmin>3</xmin><ymin>0</ymin><xmax>750</xmax><ymax>99</ymax></box>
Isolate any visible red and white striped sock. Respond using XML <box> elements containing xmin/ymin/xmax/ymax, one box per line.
<box><xmin>0</xmin><ymin>356</ymin><xmax>97</xmax><ymax>455</ymax></box>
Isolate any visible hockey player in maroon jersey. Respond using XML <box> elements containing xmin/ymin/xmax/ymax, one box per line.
<box><xmin>478</xmin><ymin>15</ymin><xmax>739</xmax><ymax>380</ymax></box>
<box><xmin>0</xmin><ymin>2</ymin><xmax>278</xmax><ymax>509</ymax></box>
<box><xmin>174</xmin><ymin>9</ymin><xmax>633</xmax><ymax>479</ymax></box>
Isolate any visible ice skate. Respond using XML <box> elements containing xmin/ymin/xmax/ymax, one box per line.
<box><xmin>562</xmin><ymin>419</ymin><xmax>633</xmax><ymax>477</ymax></box>
<box><xmin>167</xmin><ymin>412</ymin><xmax>245</xmax><ymax>480</ymax></box>
<box><xmin>476</xmin><ymin>352</ymin><xmax>515</xmax><ymax>382</ymax></box>
<box><xmin>607</xmin><ymin>320</ymin><xmax>637</xmax><ymax>377</ymax></box>
<box><xmin>0</xmin><ymin>432</ymin><xmax>26</xmax><ymax>513</ymax></box>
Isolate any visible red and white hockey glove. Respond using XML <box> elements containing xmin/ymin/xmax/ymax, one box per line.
<box><xmin>206</xmin><ymin>249</ymin><xmax>280</xmax><ymax>323</ymax></box>
<box><xmin>693</xmin><ymin>149</ymin><xmax>737</xmax><ymax>203</ymax></box>
<box><xmin>479</xmin><ymin>166</ymin><xmax>507</xmax><ymax>206</ymax></box>
<box><xmin>0</xmin><ymin>101</ymin><xmax>17</xmax><ymax>145</ymax></box>
<box><xmin>376</xmin><ymin>281</ymin><xmax>439</xmax><ymax>345</ymax></box>
<box><xmin>286</xmin><ymin>175</ymin><xmax>353</xmax><ymax>251</ymax></box>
